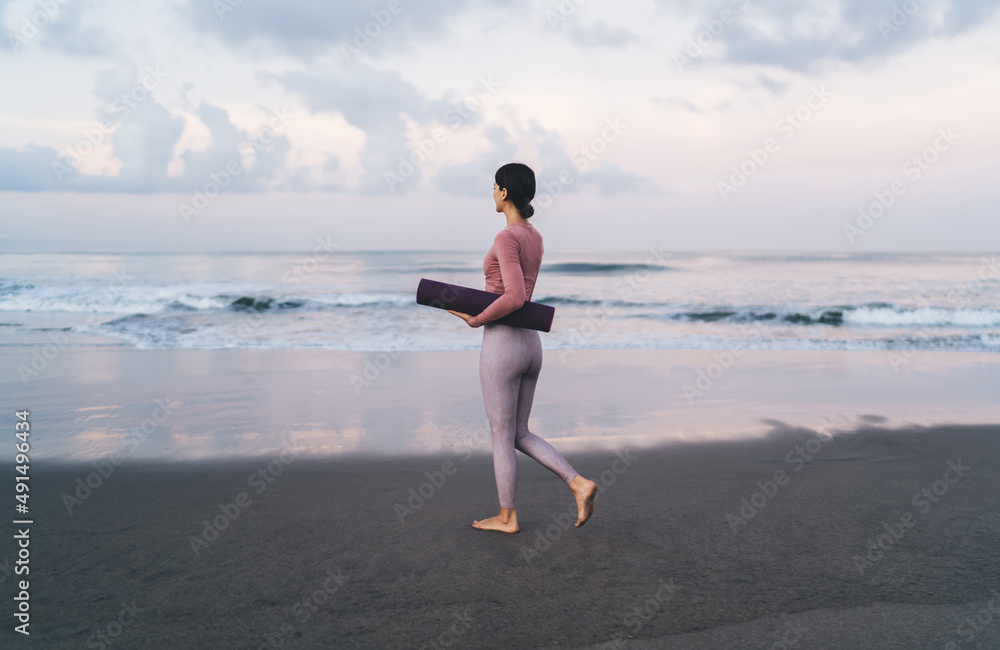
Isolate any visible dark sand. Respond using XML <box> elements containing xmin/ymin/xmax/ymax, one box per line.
<box><xmin>3</xmin><ymin>422</ymin><xmax>999</xmax><ymax>649</ymax></box>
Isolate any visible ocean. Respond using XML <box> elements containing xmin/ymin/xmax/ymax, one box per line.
<box><xmin>1</xmin><ymin>250</ymin><xmax>998</xmax><ymax>354</ymax></box>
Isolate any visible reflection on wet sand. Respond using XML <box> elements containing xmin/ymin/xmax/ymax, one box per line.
<box><xmin>6</xmin><ymin>347</ymin><xmax>999</xmax><ymax>463</ymax></box>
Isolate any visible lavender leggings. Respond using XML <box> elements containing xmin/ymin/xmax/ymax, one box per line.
<box><xmin>479</xmin><ymin>321</ymin><xmax>579</xmax><ymax>508</ymax></box>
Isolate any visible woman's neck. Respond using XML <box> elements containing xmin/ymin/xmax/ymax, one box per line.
<box><xmin>502</xmin><ymin>205</ymin><xmax>528</xmax><ymax>226</ymax></box>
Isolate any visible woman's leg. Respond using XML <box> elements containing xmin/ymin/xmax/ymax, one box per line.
<box><xmin>514</xmin><ymin>330</ymin><xmax>598</xmax><ymax>526</ymax></box>
<box><xmin>513</xmin><ymin>330</ymin><xmax>579</xmax><ymax>485</ymax></box>
<box><xmin>479</xmin><ymin>323</ymin><xmax>531</xmax><ymax>510</ymax></box>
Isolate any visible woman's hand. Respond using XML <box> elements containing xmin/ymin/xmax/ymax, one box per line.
<box><xmin>448</xmin><ymin>310</ymin><xmax>477</xmax><ymax>327</ymax></box>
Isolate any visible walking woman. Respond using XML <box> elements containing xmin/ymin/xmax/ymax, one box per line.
<box><xmin>448</xmin><ymin>162</ymin><xmax>598</xmax><ymax>533</ymax></box>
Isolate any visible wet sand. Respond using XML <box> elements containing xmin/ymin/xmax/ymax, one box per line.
<box><xmin>4</xmin><ymin>346</ymin><xmax>1000</xmax><ymax>462</ymax></box>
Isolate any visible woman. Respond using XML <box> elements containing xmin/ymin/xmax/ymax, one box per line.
<box><xmin>449</xmin><ymin>162</ymin><xmax>598</xmax><ymax>533</ymax></box>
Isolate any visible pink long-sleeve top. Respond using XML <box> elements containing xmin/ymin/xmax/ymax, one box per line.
<box><xmin>467</xmin><ymin>222</ymin><xmax>543</xmax><ymax>328</ymax></box>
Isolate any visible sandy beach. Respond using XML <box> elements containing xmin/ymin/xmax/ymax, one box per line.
<box><xmin>1</xmin><ymin>347</ymin><xmax>999</xmax><ymax>648</ymax></box>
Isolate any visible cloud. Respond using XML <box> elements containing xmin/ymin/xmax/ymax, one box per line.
<box><xmin>0</xmin><ymin>62</ymin><xmax>296</xmax><ymax>193</ymax></box>
<box><xmin>664</xmin><ymin>0</ymin><xmax>1000</xmax><ymax>72</ymax></box>
<box><xmin>262</xmin><ymin>63</ymin><xmax>475</xmax><ymax>195</ymax></box>
<box><xmin>105</xmin><ymin>97</ymin><xmax>186</xmax><ymax>192</ymax></box>
<box><xmin>2</xmin><ymin>0</ymin><xmax>114</xmax><ymax>57</ymax></box>
<box><xmin>433</xmin><ymin>124</ymin><xmax>518</xmax><ymax>195</ymax></box>
<box><xmin>433</xmin><ymin>117</ymin><xmax>668</xmax><ymax>203</ymax></box>
<box><xmin>176</xmin><ymin>102</ymin><xmax>295</xmax><ymax>193</ymax></box>
<box><xmin>526</xmin><ymin>119</ymin><xmax>668</xmax><ymax>198</ymax></box>
<box><xmin>0</xmin><ymin>144</ymin><xmax>63</xmax><ymax>191</ymax></box>
<box><xmin>568</xmin><ymin>20</ymin><xmax>638</xmax><ymax>47</ymax></box>
<box><xmin>43</xmin><ymin>61</ymin><xmax>186</xmax><ymax>192</ymax></box>
<box><xmin>653</xmin><ymin>97</ymin><xmax>705</xmax><ymax>113</ymax></box>
<box><xmin>577</xmin><ymin>161</ymin><xmax>669</xmax><ymax>195</ymax></box>
<box><xmin>178</xmin><ymin>0</ymin><xmax>530</xmax><ymax>61</ymax></box>
<box><xmin>756</xmin><ymin>73</ymin><xmax>789</xmax><ymax>96</ymax></box>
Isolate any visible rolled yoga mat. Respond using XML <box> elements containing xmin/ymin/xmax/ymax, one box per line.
<box><xmin>415</xmin><ymin>278</ymin><xmax>555</xmax><ymax>332</ymax></box>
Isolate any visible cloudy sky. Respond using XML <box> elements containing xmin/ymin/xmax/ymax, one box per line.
<box><xmin>1</xmin><ymin>0</ymin><xmax>998</xmax><ymax>252</ymax></box>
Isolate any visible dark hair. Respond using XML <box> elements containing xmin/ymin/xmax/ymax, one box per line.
<box><xmin>495</xmin><ymin>162</ymin><xmax>536</xmax><ymax>219</ymax></box>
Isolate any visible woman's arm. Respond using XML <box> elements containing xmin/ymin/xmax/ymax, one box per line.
<box><xmin>467</xmin><ymin>231</ymin><xmax>526</xmax><ymax>328</ymax></box>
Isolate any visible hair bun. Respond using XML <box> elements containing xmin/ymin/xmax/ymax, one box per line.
<box><xmin>495</xmin><ymin>162</ymin><xmax>536</xmax><ymax>219</ymax></box>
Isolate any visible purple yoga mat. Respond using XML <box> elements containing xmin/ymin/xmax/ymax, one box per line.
<box><xmin>415</xmin><ymin>278</ymin><xmax>555</xmax><ymax>332</ymax></box>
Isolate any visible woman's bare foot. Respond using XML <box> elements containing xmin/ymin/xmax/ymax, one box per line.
<box><xmin>472</xmin><ymin>507</ymin><xmax>519</xmax><ymax>533</ymax></box>
<box><xmin>569</xmin><ymin>475</ymin><xmax>597</xmax><ymax>527</ymax></box>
